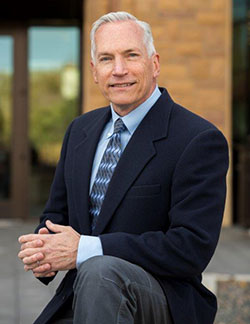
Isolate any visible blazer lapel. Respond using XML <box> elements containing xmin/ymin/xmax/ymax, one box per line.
<box><xmin>92</xmin><ymin>89</ymin><xmax>174</xmax><ymax>235</ymax></box>
<box><xmin>72</xmin><ymin>108</ymin><xmax>111</xmax><ymax>235</ymax></box>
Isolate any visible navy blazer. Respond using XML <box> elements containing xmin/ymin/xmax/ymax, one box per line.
<box><xmin>34</xmin><ymin>88</ymin><xmax>229</xmax><ymax>324</ymax></box>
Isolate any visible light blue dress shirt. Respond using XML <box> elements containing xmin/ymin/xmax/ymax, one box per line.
<box><xmin>76</xmin><ymin>86</ymin><xmax>161</xmax><ymax>267</ymax></box>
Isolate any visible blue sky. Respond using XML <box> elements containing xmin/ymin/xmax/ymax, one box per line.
<box><xmin>0</xmin><ymin>27</ymin><xmax>80</xmax><ymax>73</ymax></box>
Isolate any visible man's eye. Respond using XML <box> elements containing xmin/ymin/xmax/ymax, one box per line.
<box><xmin>128</xmin><ymin>53</ymin><xmax>139</xmax><ymax>57</ymax></box>
<box><xmin>100</xmin><ymin>57</ymin><xmax>111</xmax><ymax>62</ymax></box>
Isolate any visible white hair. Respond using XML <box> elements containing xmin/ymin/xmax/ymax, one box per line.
<box><xmin>90</xmin><ymin>11</ymin><xmax>156</xmax><ymax>63</ymax></box>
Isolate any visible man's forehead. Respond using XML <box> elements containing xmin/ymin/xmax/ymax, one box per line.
<box><xmin>95</xmin><ymin>20</ymin><xmax>143</xmax><ymax>39</ymax></box>
<box><xmin>95</xmin><ymin>21</ymin><xmax>145</xmax><ymax>52</ymax></box>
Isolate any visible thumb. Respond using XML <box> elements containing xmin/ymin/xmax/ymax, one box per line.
<box><xmin>45</xmin><ymin>220</ymin><xmax>66</xmax><ymax>233</ymax></box>
<box><xmin>39</xmin><ymin>227</ymin><xmax>49</xmax><ymax>235</ymax></box>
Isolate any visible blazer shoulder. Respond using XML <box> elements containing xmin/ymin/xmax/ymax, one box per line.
<box><xmin>170</xmin><ymin>102</ymin><xmax>223</xmax><ymax>139</ymax></box>
<box><xmin>74</xmin><ymin>106</ymin><xmax>110</xmax><ymax>124</ymax></box>
<box><xmin>158</xmin><ymin>88</ymin><xmax>224</xmax><ymax>141</ymax></box>
<box><xmin>67</xmin><ymin>106</ymin><xmax>110</xmax><ymax>133</ymax></box>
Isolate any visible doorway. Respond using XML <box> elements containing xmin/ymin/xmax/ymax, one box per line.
<box><xmin>232</xmin><ymin>0</ymin><xmax>250</xmax><ymax>227</ymax></box>
<box><xmin>28</xmin><ymin>26</ymin><xmax>81</xmax><ymax>217</ymax></box>
<box><xmin>0</xmin><ymin>24</ymin><xmax>81</xmax><ymax>219</ymax></box>
<box><xmin>0</xmin><ymin>27</ymin><xmax>29</xmax><ymax>219</ymax></box>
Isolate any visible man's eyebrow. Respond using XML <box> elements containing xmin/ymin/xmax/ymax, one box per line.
<box><xmin>97</xmin><ymin>52</ymin><xmax>112</xmax><ymax>58</ymax></box>
<box><xmin>124</xmin><ymin>48</ymin><xmax>141</xmax><ymax>54</ymax></box>
<box><xmin>97</xmin><ymin>48</ymin><xmax>142</xmax><ymax>58</ymax></box>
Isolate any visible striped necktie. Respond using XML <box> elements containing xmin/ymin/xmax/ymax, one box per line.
<box><xmin>89</xmin><ymin>118</ymin><xmax>126</xmax><ymax>230</ymax></box>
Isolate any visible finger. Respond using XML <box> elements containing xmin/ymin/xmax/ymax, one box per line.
<box><xmin>34</xmin><ymin>271</ymin><xmax>56</xmax><ymax>278</ymax></box>
<box><xmin>38</xmin><ymin>227</ymin><xmax>49</xmax><ymax>235</ymax></box>
<box><xmin>25</xmin><ymin>262</ymin><xmax>51</xmax><ymax>272</ymax></box>
<box><xmin>45</xmin><ymin>220</ymin><xmax>67</xmax><ymax>234</ymax></box>
<box><xmin>18</xmin><ymin>248</ymin><xmax>44</xmax><ymax>260</ymax></box>
<box><xmin>22</xmin><ymin>252</ymin><xmax>44</xmax><ymax>265</ymax></box>
<box><xmin>33</xmin><ymin>271</ymin><xmax>55</xmax><ymax>278</ymax></box>
<box><xmin>21</xmin><ymin>239</ymin><xmax>43</xmax><ymax>251</ymax></box>
<box><xmin>19</xmin><ymin>234</ymin><xmax>42</xmax><ymax>244</ymax></box>
<box><xmin>44</xmin><ymin>272</ymin><xmax>56</xmax><ymax>277</ymax></box>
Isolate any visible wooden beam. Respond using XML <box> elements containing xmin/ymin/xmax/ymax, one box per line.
<box><xmin>11</xmin><ymin>26</ymin><xmax>30</xmax><ymax>219</ymax></box>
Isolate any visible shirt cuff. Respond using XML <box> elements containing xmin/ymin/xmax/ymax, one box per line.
<box><xmin>76</xmin><ymin>235</ymin><xmax>103</xmax><ymax>268</ymax></box>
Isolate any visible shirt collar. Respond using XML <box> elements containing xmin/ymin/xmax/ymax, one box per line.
<box><xmin>109</xmin><ymin>86</ymin><xmax>161</xmax><ymax>137</ymax></box>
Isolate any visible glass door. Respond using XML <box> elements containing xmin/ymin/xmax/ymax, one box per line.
<box><xmin>28</xmin><ymin>26</ymin><xmax>80</xmax><ymax>217</ymax></box>
<box><xmin>0</xmin><ymin>25</ymin><xmax>80</xmax><ymax>219</ymax></box>
<box><xmin>0</xmin><ymin>28</ymin><xmax>29</xmax><ymax>219</ymax></box>
<box><xmin>0</xmin><ymin>35</ymin><xmax>13</xmax><ymax>217</ymax></box>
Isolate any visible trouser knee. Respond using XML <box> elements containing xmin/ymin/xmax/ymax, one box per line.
<box><xmin>72</xmin><ymin>256</ymin><xmax>172</xmax><ymax>324</ymax></box>
<box><xmin>74</xmin><ymin>255</ymin><xmax>129</xmax><ymax>292</ymax></box>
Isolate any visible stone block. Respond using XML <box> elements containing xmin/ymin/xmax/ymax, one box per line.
<box><xmin>178</xmin><ymin>22</ymin><xmax>202</xmax><ymax>41</ymax></box>
<box><xmin>211</xmin><ymin>0</ymin><xmax>225</xmax><ymax>10</ymax></box>
<box><xmin>197</xmin><ymin>11</ymin><xmax>225</xmax><ymax>25</ymax></box>
<box><xmin>193</xmin><ymin>79</ymin><xmax>225</xmax><ymax>89</ymax></box>
<box><xmin>153</xmin><ymin>20</ymin><xmax>185</xmax><ymax>42</ymax></box>
<box><xmin>166</xmin><ymin>80</ymin><xmax>194</xmax><ymax>95</ymax></box>
<box><xmin>165</xmin><ymin>20</ymin><xmax>180</xmax><ymax>41</ymax></box>
<box><xmin>196</xmin><ymin>89</ymin><xmax>225</xmax><ymax>109</ymax></box>
<box><xmin>160</xmin><ymin>64</ymin><xmax>188</xmax><ymax>79</ymax></box>
<box><xmin>87</xmin><ymin>0</ymin><xmax>109</xmax><ymax>20</ymax></box>
<box><xmin>202</xmin><ymin>27</ymin><xmax>226</xmax><ymax>55</ymax></box>
<box><xmin>153</xmin><ymin>25</ymin><xmax>171</xmax><ymax>42</ymax></box>
<box><xmin>160</xmin><ymin>10</ymin><xmax>196</xmax><ymax>20</ymax></box>
<box><xmin>210</xmin><ymin>58</ymin><xmax>226</xmax><ymax>80</ymax></box>
<box><xmin>175</xmin><ymin>41</ymin><xmax>202</xmax><ymax>56</ymax></box>
<box><xmin>181</xmin><ymin>0</ymin><xmax>211</xmax><ymax>10</ymax></box>
<box><xmin>120</xmin><ymin>0</ymin><xmax>135</xmax><ymax>10</ymax></box>
<box><xmin>189</xmin><ymin>59</ymin><xmax>212</xmax><ymax>80</ymax></box>
<box><xmin>215</xmin><ymin>280</ymin><xmax>250</xmax><ymax>324</ymax></box>
<box><xmin>158</xmin><ymin>0</ymin><xmax>181</xmax><ymax>11</ymax></box>
<box><xmin>189</xmin><ymin>58</ymin><xmax>225</xmax><ymax>82</ymax></box>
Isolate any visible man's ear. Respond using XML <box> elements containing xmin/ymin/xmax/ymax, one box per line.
<box><xmin>152</xmin><ymin>53</ymin><xmax>160</xmax><ymax>79</ymax></box>
<box><xmin>91</xmin><ymin>61</ymin><xmax>98</xmax><ymax>84</ymax></box>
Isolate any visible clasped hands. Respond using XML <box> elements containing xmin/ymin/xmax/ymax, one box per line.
<box><xmin>18</xmin><ymin>220</ymin><xmax>80</xmax><ymax>278</ymax></box>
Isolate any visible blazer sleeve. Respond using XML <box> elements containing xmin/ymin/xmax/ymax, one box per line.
<box><xmin>35</xmin><ymin>121</ymin><xmax>74</xmax><ymax>232</ymax></box>
<box><xmin>34</xmin><ymin>121</ymin><xmax>73</xmax><ymax>285</ymax></box>
<box><xmin>100</xmin><ymin>128</ymin><xmax>229</xmax><ymax>279</ymax></box>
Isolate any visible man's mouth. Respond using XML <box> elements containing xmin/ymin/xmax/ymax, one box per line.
<box><xmin>110</xmin><ymin>82</ymin><xmax>136</xmax><ymax>88</ymax></box>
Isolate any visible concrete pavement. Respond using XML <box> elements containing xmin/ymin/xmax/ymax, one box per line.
<box><xmin>0</xmin><ymin>219</ymin><xmax>249</xmax><ymax>324</ymax></box>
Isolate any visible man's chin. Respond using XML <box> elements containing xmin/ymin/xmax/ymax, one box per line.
<box><xmin>111</xmin><ymin>100</ymin><xmax>140</xmax><ymax>115</ymax></box>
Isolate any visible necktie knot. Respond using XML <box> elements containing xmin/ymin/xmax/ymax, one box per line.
<box><xmin>113</xmin><ymin>118</ymin><xmax>126</xmax><ymax>134</ymax></box>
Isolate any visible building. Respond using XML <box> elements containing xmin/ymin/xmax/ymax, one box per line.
<box><xmin>0</xmin><ymin>0</ymin><xmax>249</xmax><ymax>227</ymax></box>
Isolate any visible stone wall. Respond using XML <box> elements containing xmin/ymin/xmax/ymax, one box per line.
<box><xmin>82</xmin><ymin>0</ymin><xmax>232</xmax><ymax>225</ymax></box>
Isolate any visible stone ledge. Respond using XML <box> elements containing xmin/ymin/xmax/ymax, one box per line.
<box><xmin>203</xmin><ymin>273</ymin><xmax>250</xmax><ymax>324</ymax></box>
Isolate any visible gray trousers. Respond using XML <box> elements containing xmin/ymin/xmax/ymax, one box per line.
<box><xmin>52</xmin><ymin>256</ymin><xmax>173</xmax><ymax>324</ymax></box>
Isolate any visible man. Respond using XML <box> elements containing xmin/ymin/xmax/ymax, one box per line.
<box><xmin>18</xmin><ymin>11</ymin><xmax>229</xmax><ymax>324</ymax></box>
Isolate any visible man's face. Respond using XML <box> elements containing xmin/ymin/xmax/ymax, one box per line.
<box><xmin>91</xmin><ymin>20</ymin><xmax>160</xmax><ymax>116</ymax></box>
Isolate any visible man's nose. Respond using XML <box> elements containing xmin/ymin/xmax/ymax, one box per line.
<box><xmin>112</xmin><ymin>57</ymin><xmax>128</xmax><ymax>76</ymax></box>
